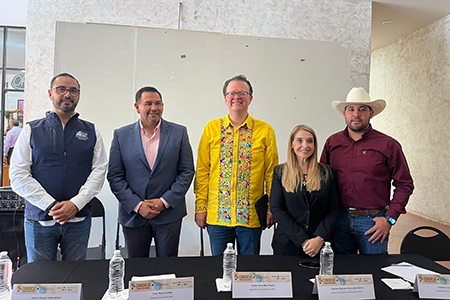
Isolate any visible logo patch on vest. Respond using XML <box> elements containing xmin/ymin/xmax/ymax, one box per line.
<box><xmin>76</xmin><ymin>131</ymin><xmax>89</xmax><ymax>141</ymax></box>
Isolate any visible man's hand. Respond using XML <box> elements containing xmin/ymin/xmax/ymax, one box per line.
<box><xmin>146</xmin><ymin>198</ymin><xmax>165</xmax><ymax>212</ymax></box>
<box><xmin>48</xmin><ymin>201</ymin><xmax>79</xmax><ymax>225</ymax></box>
<box><xmin>138</xmin><ymin>201</ymin><xmax>160</xmax><ymax>219</ymax></box>
<box><xmin>303</xmin><ymin>236</ymin><xmax>324</xmax><ymax>257</ymax></box>
<box><xmin>195</xmin><ymin>212</ymin><xmax>207</xmax><ymax>228</ymax></box>
<box><xmin>266</xmin><ymin>213</ymin><xmax>274</xmax><ymax>229</ymax></box>
<box><xmin>3</xmin><ymin>156</ymin><xmax>7</xmax><ymax>165</ymax></box>
<box><xmin>365</xmin><ymin>216</ymin><xmax>392</xmax><ymax>243</ymax></box>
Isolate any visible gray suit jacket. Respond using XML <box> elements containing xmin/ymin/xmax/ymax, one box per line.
<box><xmin>107</xmin><ymin>119</ymin><xmax>194</xmax><ymax>227</ymax></box>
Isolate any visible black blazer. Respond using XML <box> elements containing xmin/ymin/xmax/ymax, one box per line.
<box><xmin>270</xmin><ymin>163</ymin><xmax>339</xmax><ymax>255</ymax></box>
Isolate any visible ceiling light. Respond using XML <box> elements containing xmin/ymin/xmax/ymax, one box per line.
<box><xmin>382</xmin><ymin>19</ymin><xmax>394</xmax><ymax>25</ymax></box>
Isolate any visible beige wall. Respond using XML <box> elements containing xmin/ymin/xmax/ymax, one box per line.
<box><xmin>370</xmin><ymin>14</ymin><xmax>450</xmax><ymax>225</ymax></box>
<box><xmin>26</xmin><ymin>0</ymin><xmax>372</xmax><ymax>121</ymax></box>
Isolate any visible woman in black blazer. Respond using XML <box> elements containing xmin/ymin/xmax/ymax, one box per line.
<box><xmin>270</xmin><ymin>124</ymin><xmax>339</xmax><ymax>257</ymax></box>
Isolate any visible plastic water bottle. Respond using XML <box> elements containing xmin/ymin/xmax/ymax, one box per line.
<box><xmin>319</xmin><ymin>242</ymin><xmax>334</xmax><ymax>275</ymax></box>
<box><xmin>0</xmin><ymin>251</ymin><xmax>12</xmax><ymax>300</ymax></box>
<box><xmin>222</xmin><ymin>243</ymin><xmax>237</xmax><ymax>289</ymax></box>
<box><xmin>108</xmin><ymin>250</ymin><xmax>125</xmax><ymax>298</ymax></box>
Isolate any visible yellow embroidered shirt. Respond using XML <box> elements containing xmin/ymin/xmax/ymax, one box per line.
<box><xmin>194</xmin><ymin>114</ymin><xmax>279</xmax><ymax>228</ymax></box>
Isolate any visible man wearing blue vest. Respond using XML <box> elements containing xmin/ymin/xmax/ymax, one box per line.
<box><xmin>10</xmin><ymin>73</ymin><xmax>107</xmax><ymax>263</ymax></box>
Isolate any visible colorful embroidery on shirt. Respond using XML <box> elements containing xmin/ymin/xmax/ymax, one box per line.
<box><xmin>217</xmin><ymin>119</ymin><xmax>254</xmax><ymax>225</ymax></box>
<box><xmin>236</xmin><ymin>121</ymin><xmax>253</xmax><ymax>225</ymax></box>
<box><xmin>218</xmin><ymin>120</ymin><xmax>234</xmax><ymax>224</ymax></box>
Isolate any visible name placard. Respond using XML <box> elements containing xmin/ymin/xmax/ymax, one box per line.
<box><xmin>12</xmin><ymin>283</ymin><xmax>82</xmax><ymax>300</ymax></box>
<box><xmin>128</xmin><ymin>277</ymin><xmax>194</xmax><ymax>300</ymax></box>
<box><xmin>413</xmin><ymin>274</ymin><xmax>450</xmax><ymax>299</ymax></box>
<box><xmin>313</xmin><ymin>274</ymin><xmax>375</xmax><ymax>300</ymax></box>
<box><xmin>232</xmin><ymin>272</ymin><xmax>292</xmax><ymax>298</ymax></box>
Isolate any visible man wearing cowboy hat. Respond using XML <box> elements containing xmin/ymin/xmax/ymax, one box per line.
<box><xmin>320</xmin><ymin>87</ymin><xmax>414</xmax><ymax>254</ymax></box>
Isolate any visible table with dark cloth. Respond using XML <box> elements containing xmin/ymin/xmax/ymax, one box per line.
<box><xmin>12</xmin><ymin>254</ymin><xmax>450</xmax><ymax>300</ymax></box>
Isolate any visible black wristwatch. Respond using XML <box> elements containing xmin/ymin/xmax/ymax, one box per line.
<box><xmin>385</xmin><ymin>216</ymin><xmax>396</xmax><ymax>225</ymax></box>
<box><xmin>46</xmin><ymin>200</ymin><xmax>57</xmax><ymax>211</ymax></box>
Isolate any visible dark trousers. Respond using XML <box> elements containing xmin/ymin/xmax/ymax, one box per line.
<box><xmin>123</xmin><ymin>219</ymin><xmax>182</xmax><ymax>258</ymax></box>
<box><xmin>6</xmin><ymin>147</ymin><xmax>14</xmax><ymax>165</ymax></box>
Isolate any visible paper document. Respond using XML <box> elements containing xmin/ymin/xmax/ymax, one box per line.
<box><xmin>381</xmin><ymin>262</ymin><xmax>438</xmax><ymax>282</ymax></box>
<box><xmin>381</xmin><ymin>278</ymin><xmax>413</xmax><ymax>290</ymax></box>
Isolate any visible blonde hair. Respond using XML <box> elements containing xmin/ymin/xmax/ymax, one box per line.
<box><xmin>281</xmin><ymin>124</ymin><xmax>328</xmax><ymax>193</ymax></box>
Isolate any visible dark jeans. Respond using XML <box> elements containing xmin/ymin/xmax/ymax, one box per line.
<box><xmin>333</xmin><ymin>211</ymin><xmax>389</xmax><ymax>254</ymax></box>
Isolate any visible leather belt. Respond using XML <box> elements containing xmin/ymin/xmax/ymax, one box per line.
<box><xmin>346</xmin><ymin>207</ymin><xmax>385</xmax><ymax>217</ymax></box>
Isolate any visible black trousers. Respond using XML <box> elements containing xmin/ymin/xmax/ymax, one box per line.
<box><xmin>122</xmin><ymin>219</ymin><xmax>182</xmax><ymax>258</ymax></box>
<box><xmin>6</xmin><ymin>147</ymin><xmax>14</xmax><ymax>165</ymax></box>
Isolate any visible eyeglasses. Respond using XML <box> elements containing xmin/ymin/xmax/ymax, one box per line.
<box><xmin>52</xmin><ymin>86</ymin><xmax>80</xmax><ymax>96</ymax></box>
<box><xmin>225</xmin><ymin>91</ymin><xmax>250</xmax><ymax>99</ymax></box>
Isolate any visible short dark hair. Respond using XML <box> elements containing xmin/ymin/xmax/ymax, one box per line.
<box><xmin>222</xmin><ymin>75</ymin><xmax>253</xmax><ymax>96</ymax></box>
<box><xmin>50</xmin><ymin>73</ymin><xmax>80</xmax><ymax>89</ymax></box>
<box><xmin>11</xmin><ymin>120</ymin><xmax>19</xmax><ymax>126</ymax></box>
<box><xmin>135</xmin><ymin>86</ymin><xmax>163</xmax><ymax>103</ymax></box>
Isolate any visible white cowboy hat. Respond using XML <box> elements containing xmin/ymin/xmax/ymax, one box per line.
<box><xmin>331</xmin><ymin>87</ymin><xmax>386</xmax><ymax>117</ymax></box>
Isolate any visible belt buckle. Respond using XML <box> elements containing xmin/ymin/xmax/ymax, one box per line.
<box><xmin>346</xmin><ymin>207</ymin><xmax>358</xmax><ymax>216</ymax></box>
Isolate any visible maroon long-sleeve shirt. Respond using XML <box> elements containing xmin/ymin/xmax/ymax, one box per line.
<box><xmin>320</xmin><ymin>125</ymin><xmax>414</xmax><ymax>220</ymax></box>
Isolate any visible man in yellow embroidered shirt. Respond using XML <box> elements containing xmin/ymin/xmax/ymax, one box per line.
<box><xmin>194</xmin><ymin>75</ymin><xmax>279</xmax><ymax>255</ymax></box>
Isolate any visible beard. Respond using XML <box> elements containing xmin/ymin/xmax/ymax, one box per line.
<box><xmin>348</xmin><ymin>121</ymin><xmax>369</xmax><ymax>133</ymax></box>
<box><xmin>57</xmin><ymin>98</ymin><xmax>76</xmax><ymax>112</ymax></box>
<box><xmin>146</xmin><ymin>112</ymin><xmax>161</xmax><ymax>123</ymax></box>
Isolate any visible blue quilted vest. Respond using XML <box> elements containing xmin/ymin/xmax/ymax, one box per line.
<box><xmin>25</xmin><ymin>112</ymin><xmax>96</xmax><ymax>221</ymax></box>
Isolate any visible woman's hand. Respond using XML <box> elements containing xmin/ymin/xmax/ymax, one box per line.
<box><xmin>302</xmin><ymin>236</ymin><xmax>324</xmax><ymax>257</ymax></box>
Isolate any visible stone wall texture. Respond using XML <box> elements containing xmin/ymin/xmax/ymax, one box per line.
<box><xmin>371</xmin><ymin>14</ymin><xmax>450</xmax><ymax>224</ymax></box>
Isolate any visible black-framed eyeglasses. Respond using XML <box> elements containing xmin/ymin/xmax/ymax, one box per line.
<box><xmin>225</xmin><ymin>91</ymin><xmax>250</xmax><ymax>99</ymax></box>
<box><xmin>52</xmin><ymin>86</ymin><xmax>80</xmax><ymax>96</ymax></box>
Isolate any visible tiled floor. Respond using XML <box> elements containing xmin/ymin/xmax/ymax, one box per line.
<box><xmin>389</xmin><ymin>212</ymin><xmax>450</xmax><ymax>254</ymax></box>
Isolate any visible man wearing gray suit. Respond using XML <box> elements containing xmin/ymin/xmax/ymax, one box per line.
<box><xmin>107</xmin><ymin>86</ymin><xmax>194</xmax><ymax>258</ymax></box>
